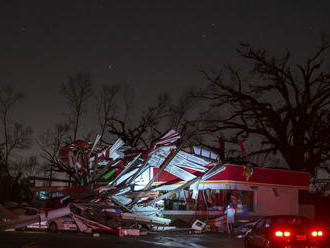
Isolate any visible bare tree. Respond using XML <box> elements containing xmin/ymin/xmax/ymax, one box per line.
<box><xmin>105</xmin><ymin>87</ymin><xmax>203</xmax><ymax>149</ymax></box>
<box><xmin>0</xmin><ymin>85</ymin><xmax>33</xmax><ymax>175</ymax></box>
<box><xmin>96</xmin><ymin>84</ymin><xmax>120</xmax><ymax>145</ymax></box>
<box><xmin>38</xmin><ymin>123</ymin><xmax>70</xmax><ymax>166</ymax></box>
<box><xmin>168</xmin><ymin>92</ymin><xmax>201</xmax><ymax>146</ymax></box>
<box><xmin>11</xmin><ymin>155</ymin><xmax>45</xmax><ymax>179</ymax></box>
<box><xmin>60</xmin><ymin>73</ymin><xmax>94</xmax><ymax>141</ymax></box>
<box><xmin>107</xmin><ymin>90</ymin><xmax>171</xmax><ymax>149</ymax></box>
<box><xmin>197</xmin><ymin>41</ymin><xmax>330</xmax><ymax>175</ymax></box>
<box><xmin>37</xmin><ymin>123</ymin><xmax>80</xmax><ymax>184</ymax></box>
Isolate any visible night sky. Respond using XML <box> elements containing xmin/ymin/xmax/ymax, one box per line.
<box><xmin>1</xmin><ymin>0</ymin><xmax>330</xmax><ymax>143</ymax></box>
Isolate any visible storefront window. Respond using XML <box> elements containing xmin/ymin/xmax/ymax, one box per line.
<box><xmin>164</xmin><ymin>189</ymin><xmax>225</xmax><ymax>211</ymax></box>
<box><xmin>224</xmin><ymin>190</ymin><xmax>254</xmax><ymax>211</ymax></box>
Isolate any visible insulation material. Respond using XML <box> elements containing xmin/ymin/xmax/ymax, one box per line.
<box><xmin>164</xmin><ymin>163</ymin><xmax>196</xmax><ymax>181</ymax></box>
<box><xmin>193</xmin><ymin>146</ymin><xmax>219</xmax><ymax>160</ymax></box>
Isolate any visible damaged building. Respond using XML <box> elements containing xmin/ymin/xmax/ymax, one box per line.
<box><xmin>0</xmin><ymin>130</ymin><xmax>310</xmax><ymax>235</ymax></box>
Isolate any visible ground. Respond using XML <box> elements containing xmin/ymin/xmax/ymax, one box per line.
<box><xmin>0</xmin><ymin>231</ymin><xmax>244</xmax><ymax>248</ymax></box>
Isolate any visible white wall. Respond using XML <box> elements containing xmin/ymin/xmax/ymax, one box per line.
<box><xmin>253</xmin><ymin>187</ymin><xmax>299</xmax><ymax>216</ymax></box>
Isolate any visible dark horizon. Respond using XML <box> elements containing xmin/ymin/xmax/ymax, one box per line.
<box><xmin>1</xmin><ymin>0</ymin><xmax>330</xmax><ymax>145</ymax></box>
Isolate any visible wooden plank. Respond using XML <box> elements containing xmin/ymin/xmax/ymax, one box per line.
<box><xmin>143</xmin><ymin>146</ymin><xmax>181</xmax><ymax>190</ymax></box>
<box><xmin>145</xmin><ymin>175</ymin><xmax>201</xmax><ymax>206</ymax></box>
<box><xmin>109</xmin><ymin>154</ymin><xmax>141</xmax><ymax>186</ymax></box>
<box><xmin>125</xmin><ymin>191</ymin><xmax>159</xmax><ymax>199</ymax></box>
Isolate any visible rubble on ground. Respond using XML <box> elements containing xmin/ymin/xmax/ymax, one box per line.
<box><xmin>0</xmin><ymin>130</ymin><xmax>227</xmax><ymax>236</ymax></box>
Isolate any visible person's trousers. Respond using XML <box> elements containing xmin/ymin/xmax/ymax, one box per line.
<box><xmin>227</xmin><ymin>223</ymin><xmax>234</xmax><ymax>234</ymax></box>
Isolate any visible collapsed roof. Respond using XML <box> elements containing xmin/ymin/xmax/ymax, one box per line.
<box><xmin>1</xmin><ymin>130</ymin><xmax>226</xmax><ymax>234</ymax></box>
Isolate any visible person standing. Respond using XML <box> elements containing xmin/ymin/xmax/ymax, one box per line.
<box><xmin>225</xmin><ymin>203</ymin><xmax>235</xmax><ymax>235</ymax></box>
<box><xmin>236</xmin><ymin>199</ymin><xmax>243</xmax><ymax>224</ymax></box>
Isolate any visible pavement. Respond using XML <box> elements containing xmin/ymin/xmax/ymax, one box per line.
<box><xmin>0</xmin><ymin>231</ymin><xmax>244</xmax><ymax>248</ymax></box>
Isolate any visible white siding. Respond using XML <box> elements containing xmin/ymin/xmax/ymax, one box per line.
<box><xmin>253</xmin><ymin>187</ymin><xmax>298</xmax><ymax>216</ymax></box>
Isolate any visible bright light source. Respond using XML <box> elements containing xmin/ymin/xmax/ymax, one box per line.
<box><xmin>284</xmin><ymin>231</ymin><xmax>291</xmax><ymax>237</ymax></box>
<box><xmin>275</xmin><ymin>231</ymin><xmax>283</xmax><ymax>237</ymax></box>
<box><xmin>311</xmin><ymin>230</ymin><xmax>324</xmax><ymax>237</ymax></box>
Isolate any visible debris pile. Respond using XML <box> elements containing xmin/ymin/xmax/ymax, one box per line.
<box><xmin>0</xmin><ymin>130</ymin><xmax>225</xmax><ymax>235</ymax></box>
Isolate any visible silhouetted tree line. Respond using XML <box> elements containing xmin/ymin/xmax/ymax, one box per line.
<box><xmin>0</xmin><ymin>86</ymin><xmax>35</xmax><ymax>202</ymax></box>
<box><xmin>1</xmin><ymin>40</ymin><xmax>329</xmax><ymax>201</ymax></box>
